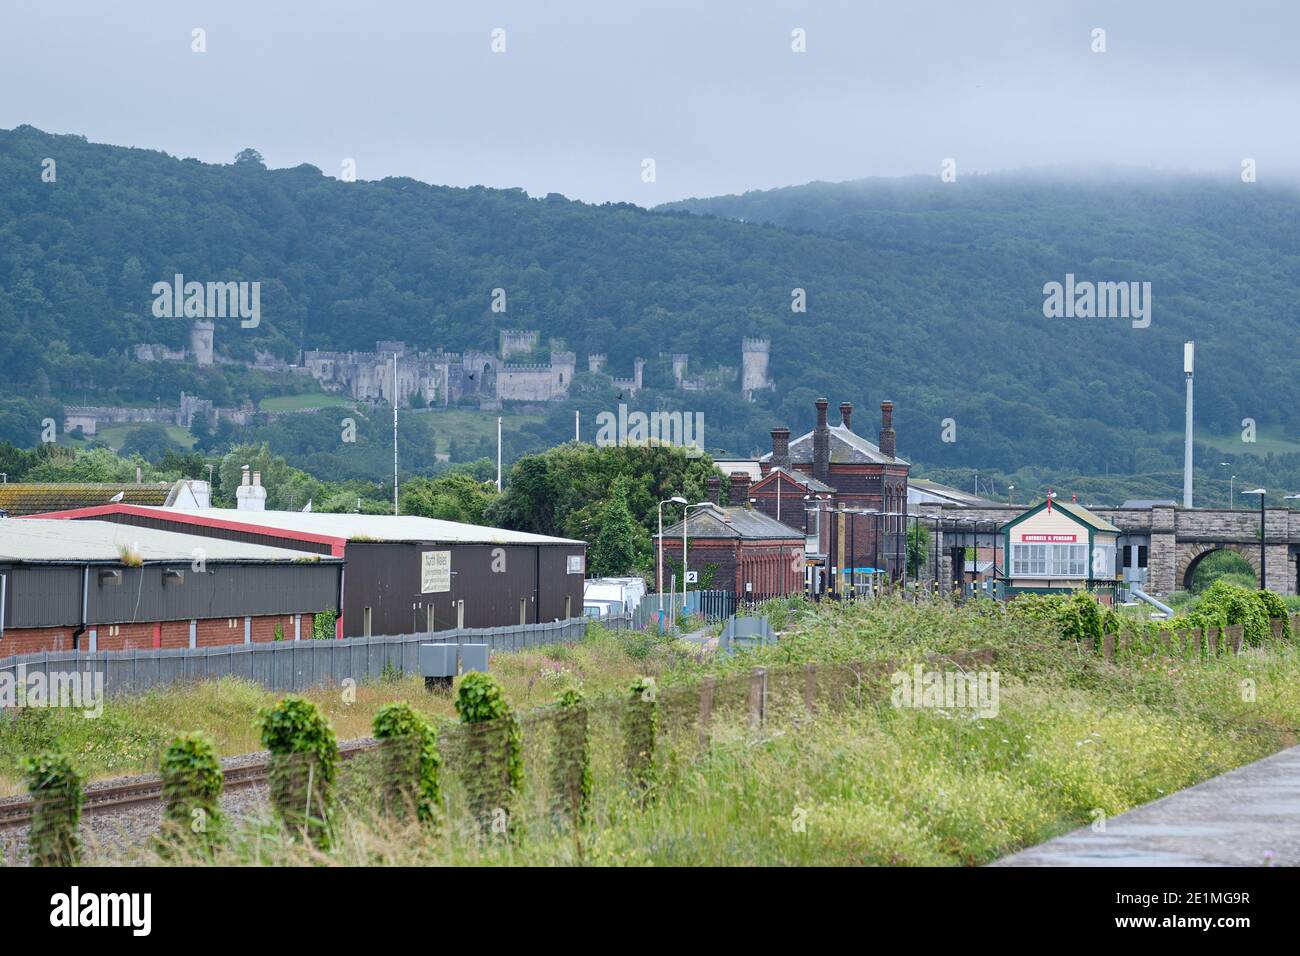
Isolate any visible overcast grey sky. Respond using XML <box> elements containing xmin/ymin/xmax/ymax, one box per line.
<box><xmin>2</xmin><ymin>1</ymin><xmax>1296</xmax><ymax>204</ymax></box>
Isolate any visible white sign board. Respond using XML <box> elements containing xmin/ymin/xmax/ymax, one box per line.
<box><xmin>567</xmin><ymin>554</ymin><xmax>585</xmax><ymax>575</ymax></box>
<box><xmin>685</xmin><ymin>571</ymin><xmax>699</xmax><ymax>583</ymax></box>
<box><xmin>421</xmin><ymin>550</ymin><xmax>451</xmax><ymax>593</ymax></box>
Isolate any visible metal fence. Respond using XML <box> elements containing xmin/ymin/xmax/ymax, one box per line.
<box><xmin>0</xmin><ymin>617</ymin><xmax>601</xmax><ymax>698</ymax></box>
<box><xmin>632</xmin><ymin>590</ymin><xmax>740</xmax><ymax>629</ymax></box>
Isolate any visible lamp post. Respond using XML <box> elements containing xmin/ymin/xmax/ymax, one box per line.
<box><xmin>682</xmin><ymin>502</ymin><xmax>710</xmax><ymax>616</ymax></box>
<box><xmin>658</xmin><ymin>496</ymin><xmax>687</xmax><ymax>595</ymax></box>
<box><xmin>1244</xmin><ymin>488</ymin><xmax>1266</xmax><ymax>589</ymax></box>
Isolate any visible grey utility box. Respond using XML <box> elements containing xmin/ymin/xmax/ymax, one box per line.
<box><xmin>421</xmin><ymin>642</ymin><xmax>489</xmax><ymax>691</ymax></box>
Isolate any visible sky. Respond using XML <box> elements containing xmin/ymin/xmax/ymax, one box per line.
<box><xmin>2</xmin><ymin>0</ymin><xmax>1297</xmax><ymax>204</ymax></box>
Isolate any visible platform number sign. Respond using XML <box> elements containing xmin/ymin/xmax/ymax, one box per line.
<box><xmin>685</xmin><ymin>571</ymin><xmax>699</xmax><ymax>584</ymax></box>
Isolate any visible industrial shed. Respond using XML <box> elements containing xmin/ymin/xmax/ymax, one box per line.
<box><xmin>0</xmin><ymin>518</ymin><xmax>342</xmax><ymax>657</ymax></box>
<box><xmin>31</xmin><ymin>506</ymin><xmax>588</xmax><ymax>638</ymax></box>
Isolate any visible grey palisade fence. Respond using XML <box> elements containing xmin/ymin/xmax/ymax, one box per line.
<box><xmin>0</xmin><ymin>616</ymin><xmax>621</xmax><ymax>698</ymax></box>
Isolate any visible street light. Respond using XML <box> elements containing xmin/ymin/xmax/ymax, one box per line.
<box><xmin>1220</xmin><ymin>462</ymin><xmax>1234</xmax><ymax>508</ymax></box>
<box><xmin>657</xmin><ymin>496</ymin><xmax>687</xmax><ymax>595</ymax></box>
<box><xmin>1243</xmin><ymin>488</ymin><xmax>1267</xmax><ymax>588</ymax></box>
<box><xmin>682</xmin><ymin>502</ymin><xmax>711</xmax><ymax>617</ymax></box>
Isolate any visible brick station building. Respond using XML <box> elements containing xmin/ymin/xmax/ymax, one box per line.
<box><xmin>0</xmin><ymin>518</ymin><xmax>341</xmax><ymax>657</ymax></box>
<box><xmin>745</xmin><ymin>398</ymin><xmax>911</xmax><ymax>591</ymax></box>
<box><xmin>655</xmin><ymin>473</ymin><xmax>805</xmax><ymax>598</ymax></box>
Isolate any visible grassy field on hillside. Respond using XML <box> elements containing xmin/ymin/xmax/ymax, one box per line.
<box><xmin>258</xmin><ymin>393</ymin><xmax>352</xmax><ymax>412</ymax></box>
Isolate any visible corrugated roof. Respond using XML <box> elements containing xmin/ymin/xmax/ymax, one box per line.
<box><xmin>136</xmin><ymin>507</ymin><xmax>586</xmax><ymax>545</ymax></box>
<box><xmin>0</xmin><ymin>482</ymin><xmax>171</xmax><ymax>516</ymax></box>
<box><xmin>658</xmin><ymin>504</ymin><xmax>803</xmax><ymax>540</ymax></box>
<box><xmin>908</xmin><ymin>479</ymin><xmax>996</xmax><ymax>507</ymax></box>
<box><xmin>0</xmin><ymin>518</ymin><xmax>337</xmax><ymax>564</ymax></box>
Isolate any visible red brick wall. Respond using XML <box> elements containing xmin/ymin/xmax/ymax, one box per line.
<box><xmin>1</xmin><ymin>613</ymin><xmax>317</xmax><ymax>658</ymax></box>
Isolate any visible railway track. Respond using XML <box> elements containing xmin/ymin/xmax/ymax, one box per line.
<box><xmin>0</xmin><ymin>739</ymin><xmax>379</xmax><ymax>831</ymax></box>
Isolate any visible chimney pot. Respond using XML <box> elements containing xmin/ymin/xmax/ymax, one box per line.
<box><xmin>813</xmin><ymin>399</ymin><xmax>831</xmax><ymax>483</ymax></box>
<box><xmin>770</xmin><ymin>426</ymin><xmax>791</xmax><ymax>469</ymax></box>
<box><xmin>729</xmin><ymin>471</ymin><xmax>752</xmax><ymax>506</ymax></box>
<box><xmin>879</xmin><ymin>401</ymin><xmax>896</xmax><ymax>459</ymax></box>
<box><xmin>706</xmin><ymin>476</ymin><xmax>722</xmax><ymax>505</ymax></box>
<box><xmin>839</xmin><ymin>402</ymin><xmax>853</xmax><ymax>430</ymax></box>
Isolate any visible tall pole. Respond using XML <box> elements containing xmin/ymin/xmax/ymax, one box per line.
<box><xmin>1260</xmin><ymin>492</ymin><xmax>1266</xmax><ymax>588</ymax></box>
<box><xmin>575</xmin><ymin>410</ymin><xmax>580</xmax><ymax>443</ymax></box>
<box><xmin>657</xmin><ymin>502</ymin><xmax>664</xmax><ymax>595</ymax></box>
<box><xmin>1183</xmin><ymin>341</ymin><xmax>1195</xmax><ymax>509</ymax></box>
<box><xmin>392</xmin><ymin>351</ymin><xmax>399</xmax><ymax>515</ymax></box>
<box><xmin>496</xmin><ymin>416</ymin><xmax>503</xmax><ymax>492</ymax></box>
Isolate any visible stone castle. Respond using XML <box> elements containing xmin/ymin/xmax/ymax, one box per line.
<box><xmin>134</xmin><ymin>322</ymin><xmax>774</xmax><ymax>409</ymax></box>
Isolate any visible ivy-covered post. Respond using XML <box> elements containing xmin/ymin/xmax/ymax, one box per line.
<box><xmin>22</xmin><ymin>752</ymin><xmax>83</xmax><ymax>866</ymax></box>
<box><xmin>454</xmin><ymin>672</ymin><xmax>522</xmax><ymax>837</ymax></box>
<box><xmin>159</xmin><ymin>732</ymin><xmax>224</xmax><ymax>856</ymax></box>
<box><xmin>549</xmin><ymin>689</ymin><xmax>591</xmax><ymax>827</ymax></box>
<box><xmin>257</xmin><ymin>696</ymin><xmax>338</xmax><ymax>849</ymax></box>
<box><xmin>623</xmin><ymin>676</ymin><xmax>658</xmax><ymax>806</ymax></box>
<box><xmin>373</xmin><ymin>702</ymin><xmax>442</xmax><ymax>825</ymax></box>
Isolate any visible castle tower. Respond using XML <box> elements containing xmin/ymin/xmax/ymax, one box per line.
<box><xmin>671</xmin><ymin>353</ymin><xmax>689</xmax><ymax>388</ymax></box>
<box><xmin>634</xmin><ymin>357</ymin><xmax>645</xmax><ymax>392</ymax></box>
<box><xmin>588</xmin><ymin>353</ymin><xmax>607</xmax><ymax>374</ymax></box>
<box><xmin>741</xmin><ymin>337</ymin><xmax>770</xmax><ymax>400</ymax></box>
<box><xmin>190</xmin><ymin>320</ymin><xmax>215</xmax><ymax>367</ymax></box>
<box><xmin>499</xmin><ymin>329</ymin><xmax>539</xmax><ymax>360</ymax></box>
<box><xmin>550</xmin><ymin>351</ymin><xmax>577</xmax><ymax>396</ymax></box>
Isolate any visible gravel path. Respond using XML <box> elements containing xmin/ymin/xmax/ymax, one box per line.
<box><xmin>994</xmin><ymin>744</ymin><xmax>1300</xmax><ymax>866</ymax></box>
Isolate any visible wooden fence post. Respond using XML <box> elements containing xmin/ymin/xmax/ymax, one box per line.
<box><xmin>1102</xmin><ymin>633</ymin><xmax>1115</xmax><ymax>662</ymax></box>
<box><xmin>748</xmin><ymin>667</ymin><xmax>768</xmax><ymax>731</ymax></box>
<box><xmin>1207</xmin><ymin>626</ymin><xmax>1218</xmax><ymax>657</ymax></box>
<box><xmin>698</xmin><ymin>676</ymin><xmax>715</xmax><ymax>748</ymax></box>
<box><xmin>1232</xmin><ymin>624</ymin><xmax>1244</xmax><ymax>654</ymax></box>
<box><xmin>803</xmin><ymin>663</ymin><xmax>817</xmax><ymax>717</ymax></box>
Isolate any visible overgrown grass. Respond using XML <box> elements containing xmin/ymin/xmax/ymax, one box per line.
<box><xmin>11</xmin><ymin>598</ymin><xmax>1300</xmax><ymax>865</ymax></box>
<box><xmin>0</xmin><ymin>624</ymin><xmax>693</xmax><ymax>795</ymax></box>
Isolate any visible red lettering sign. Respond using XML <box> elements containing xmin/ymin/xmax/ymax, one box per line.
<box><xmin>1021</xmin><ymin>533</ymin><xmax>1076</xmax><ymax>543</ymax></box>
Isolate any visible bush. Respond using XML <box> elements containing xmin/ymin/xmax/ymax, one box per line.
<box><xmin>623</xmin><ymin>677</ymin><xmax>658</xmax><ymax>806</ymax></box>
<box><xmin>549</xmin><ymin>688</ymin><xmax>591</xmax><ymax>826</ymax></box>
<box><xmin>159</xmin><ymin>732</ymin><xmax>224</xmax><ymax>856</ymax></box>
<box><xmin>257</xmin><ymin>696</ymin><xmax>338</xmax><ymax>848</ymax></box>
<box><xmin>21</xmin><ymin>751</ymin><xmax>83</xmax><ymax>866</ymax></box>
<box><xmin>372</xmin><ymin>702</ymin><xmax>442</xmax><ymax>824</ymax></box>
<box><xmin>1254</xmin><ymin>589</ymin><xmax>1292</xmax><ymax>641</ymax></box>
<box><xmin>1186</xmin><ymin>580</ymin><xmax>1271</xmax><ymax>647</ymax></box>
<box><xmin>1006</xmin><ymin>591</ymin><xmax>1103</xmax><ymax>648</ymax></box>
<box><xmin>454</xmin><ymin>672</ymin><xmax>522</xmax><ymax>835</ymax></box>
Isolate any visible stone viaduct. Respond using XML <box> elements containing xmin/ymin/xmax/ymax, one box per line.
<box><xmin>921</xmin><ymin>502</ymin><xmax>1300</xmax><ymax>596</ymax></box>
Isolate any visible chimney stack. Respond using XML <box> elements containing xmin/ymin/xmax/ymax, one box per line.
<box><xmin>813</xmin><ymin>398</ymin><xmax>830</xmax><ymax>483</ymax></box>
<box><xmin>236</xmin><ymin>465</ymin><xmax>267</xmax><ymax>511</ymax></box>
<box><xmin>770</xmin><ymin>426</ymin><xmax>791</xmax><ymax>469</ymax></box>
<box><xmin>706</xmin><ymin>475</ymin><xmax>722</xmax><ymax>505</ymax></box>
<box><xmin>879</xmin><ymin>401</ymin><xmax>896</xmax><ymax>459</ymax></box>
<box><xmin>729</xmin><ymin>471</ymin><xmax>752</xmax><ymax>506</ymax></box>
<box><xmin>839</xmin><ymin>402</ymin><xmax>853</xmax><ymax>430</ymax></box>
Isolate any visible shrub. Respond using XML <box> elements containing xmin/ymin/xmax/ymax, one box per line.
<box><xmin>257</xmin><ymin>696</ymin><xmax>338</xmax><ymax>848</ymax></box>
<box><xmin>549</xmin><ymin>688</ymin><xmax>591</xmax><ymax>826</ymax></box>
<box><xmin>454</xmin><ymin>672</ymin><xmax>522</xmax><ymax>835</ymax></box>
<box><xmin>372</xmin><ymin>702</ymin><xmax>442</xmax><ymax>825</ymax></box>
<box><xmin>159</xmin><ymin>732</ymin><xmax>224</xmax><ymax>855</ymax></box>
<box><xmin>623</xmin><ymin>676</ymin><xmax>658</xmax><ymax>806</ymax></box>
<box><xmin>1186</xmin><ymin>580</ymin><xmax>1271</xmax><ymax>646</ymax></box>
<box><xmin>21</xmin><ymin>751</ymin><xmax>83</xmax><ymax>866</ymax></box>
<box><xmin>1058</xmin><ymin>592</ymin><xmax>1104</xmax><ymax>648</ymax></box>
<box><xmin>1254</xmin><ymin>589</ymin><xmax>1292</xmax><ymax>641</ymax></box>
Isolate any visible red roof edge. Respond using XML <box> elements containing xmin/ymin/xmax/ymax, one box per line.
<box><xmin>22</xmin><ymin>504</ymin><xmax>347</xmax><ymax>554</ymax></box>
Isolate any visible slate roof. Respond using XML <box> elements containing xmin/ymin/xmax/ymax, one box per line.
<box><xmin>760</xmin><ymin>423</ymin><xmax>909</xmax><ymax>466</ymax></box>
<box><xmin>657</xmin><ymin>503</ymin><xmax>804</xmax><ymax>540</ymax></box>
<box><xmin>756</xmin><ymin>466</ymin><xmax>835</xmax><ymax>494</ymax></box>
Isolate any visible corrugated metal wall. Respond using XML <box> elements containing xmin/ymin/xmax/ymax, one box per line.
<box><xmin>1</xmin><ymin>562</ymin><xmax>341</xmax><ymax>628</ymax></box>
<box><xmin>343</xmin><ymin>542</ymin><xmax>586</xmax><ymax>637</ymax></box>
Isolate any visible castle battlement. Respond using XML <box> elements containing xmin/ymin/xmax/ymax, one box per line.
<box><xmin>742</xmin><ymin>337</ymin><xmax>770</xmax><ymax>353</ymax></box>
